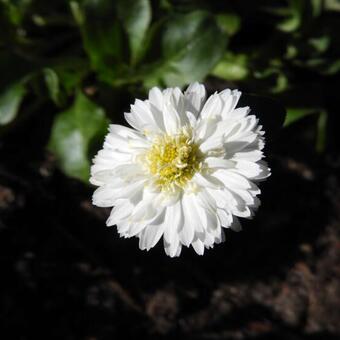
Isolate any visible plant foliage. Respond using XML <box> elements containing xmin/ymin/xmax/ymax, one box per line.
<box><xmin>1</xmin><ymin>0</ymin><xmax>339</xmax><ymax>180</ymax></box>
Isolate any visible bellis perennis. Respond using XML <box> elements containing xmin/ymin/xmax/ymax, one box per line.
<box><xmin>90</xmin><ymin>83</ymin><xmax>270</xmax><ymax>257</ymax></box>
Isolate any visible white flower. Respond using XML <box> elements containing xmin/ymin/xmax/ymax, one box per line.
<box><xmin>90</xmin><ymin>83</ymin><xmax>270</xmax><ymax>257</ymax></box>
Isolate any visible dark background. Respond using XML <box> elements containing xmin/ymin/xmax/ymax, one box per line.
<box><xmin>1</xmin><ymin>1</ymin><xmax>340</xmax><ymax>339</ymax></box>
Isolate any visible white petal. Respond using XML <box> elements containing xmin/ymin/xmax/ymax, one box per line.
<box><xmin>104</xmin><ymin>124</ymin><xmax>150</xmax><ymax>153</ymax></box>
<box><xmin>191</xmin><ymin>237</ymin><xmax>205</xmax><ymax>255</ymax></box>
<box><xmin>230</xmin><ymin>188</ymin><xmax>255</xmax><ymax>206</ymax></box>
<box><xmin>213</xmin><ymin>169</ymin><xmax>251</xmax><ymax>190</ymax></box>
<box><xmin>219</xmin><ymin>88</ymin><xmax>231</xmax><ymax>102</ymax></box>
<box><xmin>128</xmin><ymin>200</ymin><xmax>164</xmax><ymax>237</ymax></box>
<box><xmin>227</xmin><ymin>189</ymin><xmax>252</xmax><ymax>218</ymax></box>
<box><xmin>171</xmin><ymin>88</ymin><xmax>186</xmax><ymax>115</ymax></box>
<box><xmin>224</xmin><ymin>116</ymin><xmax>259</xmax><ymax>144</ymax></box>
<box><xmin>205</xmin><ymin>157</ymin><xmax>235</xmax><ymax>169</ymax></box>
<box><xmin>184</xmin><ymin>82</ymin><xmax>206</xmax><ymax>116</ymax></box>
<box><xmin>129</xmin><ymin>192</ymin><xmax>160</xmax><ymax>224</ymax></box>
<box><xmin>229</xmin><ymin>106</ymin><xmax>250</xmax><ymax>120</ymax></box>
<box><xmin>124</xmin><ymin>111</ymin><xmax>146</xmax><ymax>132</ymax></box>
<box><xmin>196</xmin><ymin>190</ymin><xmax>221</xmax><ymax>237</ymax></box>
<box><xmin>124</xmin><ymin>99</ymin><xmax>162</xmax><ymax>133</ymax></box>
<box><xmin>148</xmin><ymin>87</ymin><xmax>164</xmax><ymax>112</ymax></box>
<box><xmin>162</xmin><ymin>87</ymin><xmax>189</xmax><ymax>127</ymax></box>
<box><xmin>232</xmin><ymin>149</ymin><xmax>264</xmax><ymax>162</ymax></box>
<box><xmin>116</xmin><ymin>220</ymin><xmax>131</xmax><ymax>236</ymax></box>
<box><xmin>192</xmin><ymin>172</ymin><xmax>223</xmax><ymax>190</ymax></box>
<box><xmin>179</xmin><ymin>194</ymin><xmax>196</xmax><ymax>246</ymax></box>
<box><xmin>202</xmin><ymin>230</ymin><xmax>215</xmax><ymax>248</ymax></box>
<box><xmin>220</xmin><ymin>89</ymin><xmax>241</xmax><ymax>118</ymax></box>
<box><xmin>90</xmin><ymin>169</ymin><xmax>125</xmax><ymax>186</ymax></box>
<box><xmin>214</xmin><ymin>230</ymin><xmax>225</xmax><ymax>244</ymax></box>
<box><xmin>195</xmin><ymin>116</ymin><xmax>220</xmax><ymax>144</ymax></box>
<box><xmin>163</xmin><ymin>201</ymin><xmax>183</xmax><ymax>257</ymax></box>
<box><xmin>163</xmin><ymin>101</ymin><xmax>181</xmax><ymax>134</ymax></box>
<box><xmin>175</xmin><ymin>244</ymin><xmax>182</xmax><ymax>257</ymax></box>
<box><xmin>207</xmin><ymin>188</ymin><xmax>234</xmax><ymax>209</ymax></box>
<box><xmin>183</xmin><ymin>194</ymin><xmax>205</xmax><ymax>234</ymax></box>
<box><xmin>159</xmin><ymin>189</ymin><xmax>181</xmax><ymax>206</ymax></box>
<box><xmin>185</xmin><ymin>110</ymin><xmax>197</xmax><ymax>127</ymax></box>
<box><xmin>217</xmin><ymin>208</ymin><xmax>232</xmax><ymax>228</ymax></box>
<box><xmin>200</xmin><ymin>93</ymin><xmax>222</xmax><ymax>120</ymax></box>
<box><xmin>109</xmin><ymin>124</ymin><xmax>143</xmax><ymax>139</ymax></box>
<box><xmin>224</xmin><ymin>139</ymin><xmax>256</xmax><ymax>155</ymax></box>
<box><xmin>235</xmin><ymin>160</ymin><xmax>271</xmax><ymax>180</ymax></box>
<box><xmin>92</xmin><ymin>180</ymin><xmax>145</xmax><ymax>207</ymax></box>
<box><xmin>131</xmin><ymin>99</ymin><xmax>162</xmax><ymax>132</ymax></box>
<box><xmin>138</xmin><ymin>209</ymin><xmax>166</xmax><ymax>250</ymax></box>
<box><xmin>198</xmin><ymin>134</ymin><xmax>223</xmax><ymax>153</ymax></box>
<box><xmin>107</xmin><ymin>200</ymin><xmax>134</xmax><ymax>226</ymax></box>
<box><xmin>110</xmin><ymin>164</ymin><xmax>145</xmax><ymax>182</ymax></box>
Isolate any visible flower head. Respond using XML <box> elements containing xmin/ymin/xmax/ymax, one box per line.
<box><xmin>90</xmin><ymin>83</ymin><xmax>270</xmax><ymax>257</ymax></box>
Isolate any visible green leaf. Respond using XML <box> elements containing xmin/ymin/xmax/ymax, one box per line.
<box><xmin>271</xmin><ymin>72</ymin><xmax>289</xmax><ymax>93</ymax></box>
<box><xmin>43</xmin><ymin>68</ymin><xmax>61</xmax><ymax>105</ymax></box>
<box><xmin>321</xmin><ymin>59</ymin><xmax>340</xmax><ymax>75</ymax></box>
<box><xmin>211</xmin><ymin>52</ymin><xmax>249</xmax><ymax>81</ymax></box>
<box><xmin>284</xmin><ymin>108</ymin><xmax>318</xmax><ymax>126</ymax></box>
<box><xmin>309</xmin><ymin>36</ymin><xmax>330</xmax><ymax>53</ymax></box>
<box><xmin>71</xmin><ymin>0</ymin><xmax>123</xmax><ymax>80</ymax></box>
<box><xmin>1</xmin><ymin>0</ymin><xmax>32</xmax><ymax>26</ymax></box>
<box><xmin>286</xmin><ymin>44</ymin><xmax>298</xmax><ymax>59</ymax></box>
<box><xmin>0</xmin><ymin>82</ymin><xmax>26</xmax><ymax>125</ymax></box>
<box><xmin>144</xmin><ymin>11</ymin><xmax>227</xmax><ymax>88</ymax></box>
<box><xmin>116</xmin><ymin>0</ymin><xmax>151</xmax><ymax>65</ymax></box>
<box><xmin>216</xmin><ymin>13</ymin><xmax>241</xmax><ymax>36</ymax></box>
<box><xmin>311</xmin><ymin>0</ymin><xmax>323</xmax><ymax>16</ymax></box>
<box><xmin>316</xmin><ymin>110</ymin><xmax>327</xmax><ymax>152</ymax></box>
<box><xmin>48</xmin><ymin>91</ymin><xmax>109</xmax><ymax>182</ymax></box>
<box><xmin>325</xmin><ymin>0</ymin><xmax>340</xmax><ymax>12</ymax></box>
<box><xmin>277</xmin><ymin>13</ymin><xmax>300</xmax><ymax>32</ymax></box>
<box><xmin>70</xmin><ymin>1</ymin><xmax>84</xmax><ymax>25</ymax></box>
<box><xmin>277</xmin><ymin>0</ymin><xmax>304</xmax><ymax>32</ymax></box>
<box><xmin>52</xmin><ymin>58</ymin><xmax>90</xmax><ymax>94</ymax></box>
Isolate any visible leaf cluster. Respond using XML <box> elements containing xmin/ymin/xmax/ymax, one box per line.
<box><xmin>0</xmin><ymin>0</ymin><xmax>339</xmax><ymax>180</ymax></box>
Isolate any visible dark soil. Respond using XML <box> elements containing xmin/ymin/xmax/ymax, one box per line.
<box><xmin>1</xmin><ymin>107</ymin><xmax>340</xmax><ymax>340</ymax></box>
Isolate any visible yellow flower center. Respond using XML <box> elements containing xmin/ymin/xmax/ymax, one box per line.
<box><xmin>145</xmin><ymin>130</ymin><xmax>201</xmax><ymax>191</ymax></box>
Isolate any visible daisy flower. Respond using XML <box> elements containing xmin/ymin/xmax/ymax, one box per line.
<box><xmin>90</xmin><ymin>83</ymin><xmax>270</xmax><ymax>257</ymax></box>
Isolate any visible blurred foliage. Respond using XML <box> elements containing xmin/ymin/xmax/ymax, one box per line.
<box><xmin>0</xmin><ymin>0</ymin><xmax>339</xmax><ymax>181</ymax></box>
<box><xmin>48</xmin><ymin>90</ymin><xmax>108</xmax><ymax>181</ymax></box>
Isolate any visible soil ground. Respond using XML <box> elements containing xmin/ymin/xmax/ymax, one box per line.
<box><xmin>1</xmin><ymin>104</ymin><xmax>340</xmax><ymax>340</ymax></box>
